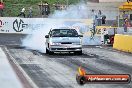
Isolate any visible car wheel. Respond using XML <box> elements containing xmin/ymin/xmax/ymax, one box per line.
<box><xmin>46</xmin><ymin>48</ymin><xmax>49</xmax><ymax>54</ymax></box>
<box><xmin>75</xmin><ymin>51</ymin><xmax>82</xmax><ymax>55</ymax></box>
<box><xmin>49</xmin><ymin>51</ymin><xmax>54</xmax><ymax>55</ymax></box>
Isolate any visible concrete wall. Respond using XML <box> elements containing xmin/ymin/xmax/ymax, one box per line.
<box><xmin>113</xmin><ymin>34</ymin><xmax>132</xmax><ymax>53</ymax></box>
<box><xmin>0</xmin><ymin>17</ymin><xmax>92</xmax><ymax>34</ymax></box>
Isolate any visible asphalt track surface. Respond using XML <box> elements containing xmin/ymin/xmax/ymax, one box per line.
<box><xmin>0</xmin><ymin>33</ymin><xmax>26</xmax><ymax>45</ymax></box>
<box><xmin>0</xmin><ymin>34</ymin><xmax>132</xmax><ymax>88</ymax></box>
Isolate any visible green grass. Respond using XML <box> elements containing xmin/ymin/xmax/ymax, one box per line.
<box><xmin>3</xmin><ymin>0</ymin><xmax>80</xmax><ymax>17</ymax></box>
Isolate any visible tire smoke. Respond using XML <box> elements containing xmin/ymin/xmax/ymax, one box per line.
<box><xmin>22</xmin><ymin>2</ymin><xmax>95</xmax><ymax>53</ymax></box>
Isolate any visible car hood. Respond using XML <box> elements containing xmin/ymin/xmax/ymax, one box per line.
<box><xmin>50</xmin><ymin>37</ymin><xmax>81</xmax><ymax>43</ymax></box>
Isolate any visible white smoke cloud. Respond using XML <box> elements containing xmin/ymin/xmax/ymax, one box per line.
<box><xmin>22</xmin><ymin>2</ymin><xmax>99</xmax><ymax>53</ymax></box>
<box><xmin>22</xmin><ymin>21</ymin><xmax>66</xmax><ymax>52</ymax></box>
<box><xmin>49</xmin><ymin>3</ymin><xmax>89</xmax><ymax>19</ymax></box>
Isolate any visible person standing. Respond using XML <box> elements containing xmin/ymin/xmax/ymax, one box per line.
<box><xmin>102</xmin><ymin>15</ymin><xmax>106</xmax><ymax>25</ymax></box>
<box><xmin>0</xmin><ymin>1</ymin><xmax>4</xmax><ymax>17</ymax></box>
<box><xmin>18</xmin><ymin>7</ymin><xmax>26</xmax><ymax>18</ymax></box>
<box><xmin>122</xmin><ymin>11</ymin><xmax>128</xmax><ymax>21</ymax></box>
<box><xmin>103</xmin><ymin>29</ymin><xmax>109</xmax><ymax>44</ymax></box>
<box><xmin>123</xmin><ymin>18</ymin><xmax>129</xmax><ymax>32</ymax></box>
<box><xmin>42</xmin><ymin>2</ymin><xmax>50</xmax><ymax>16</ymax></box>
<box><xmin>122</xmin><ymin>11</ymin><xmax>129</xmax><ymax>32</ymax></box>
<box><xmin>27</xmin><ymin>7</ymin><xmax>33</xmax><ymax>18</ymax></box>
<box><xmin>97</xmin><ymin>10</ymin><xmax>102</xmax><ymax>26</ymax></box>
<box><xmin>91</xmin><ymin>9</ymin><xmax>97</xmax><ymax>37</ymax></box>
<box><xmin>45</xmin><ymin>3</ymin><xmax>50</xmax><ymax>15</ymax></box>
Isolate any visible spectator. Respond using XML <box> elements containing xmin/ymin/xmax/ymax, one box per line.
<box><xmin>91</xmin><ymin>9</ymin><xmax>97</xmax><ymax>35</ymax></box>
<box><xmin>104</xmin><ymin>29</ymin><xmax>109</xmax><ymax>44</ymax></box>
<box><xmin>91</xmin><ymin>9</ymin><xmax>96</xmax><ymax>21</ymax></box>
<box><xmin>0</xmin><ymin>1</ymin><xmax>4</xmax><ymax>17</ymax></box>
<box><xmin>55</xmin><ymin>2</ymin><xmax>60</xmax><ymax>10</ymax></box>
<box><xmin>55</xmin><ymin>3</ymin><xmax>59</xmax><ymax>10</ymax></box>
<box><xmin>123</xmin><ymin>18</ymin><xmax>129</xmax><ymax>32</ymax></box>
<box><xmin>97</xmin><ymin>10</ymin><xmax>102</xmax><ymax>26</ymax></box>
<box><xmin>122</xmin><ymin>11</ymin><xmax>130</xmax><ymax>32</ymax></box>
<box><xmin>18</xmin><ymin>7</ymin><xmax>26</xmax><ymax>18</ymax></box>
<box><xmin>42</xmin><ymin>2</ymin><xmax>50</xmax><ymax>16</ymax></box>
<box><xmin>27</xmin><ymin>7</ymin><xmax>33</xmax><ymax>18</ymax></box>
<box><xmin>122</xmin><ymin>11</ymin><xmax>128</xmax><ymax>21</ymax></box>
<box><xmin>102</xmin><ymin>15</ymin><xmax>106</xmax><ymax>24</ymax></box>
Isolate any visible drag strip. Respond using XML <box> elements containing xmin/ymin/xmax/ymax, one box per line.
<box><xmin>6</xmin><ymin>45</ymin><xmax>132</xmax><ymax>88</ymax></box>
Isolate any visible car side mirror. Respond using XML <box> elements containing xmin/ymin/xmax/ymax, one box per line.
<box><xmin>79</xmin><ymin>35</ymin><xmax>83</xmax><ymax>37</ymax></box>
<box><xmin>45</xmin><ymin>35</ymin><xmax>49</xmax><ymax>38</ymax></box>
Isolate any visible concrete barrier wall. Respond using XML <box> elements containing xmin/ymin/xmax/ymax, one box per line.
<box><xmin>0</xmin><ymin>17</ymin><xmax>92</xmax><ymax>34</ymax></box>
<box><xmin>113</xmin><ymin>34</ymin><xmax>132</xmax><ymax>53</ymax></box>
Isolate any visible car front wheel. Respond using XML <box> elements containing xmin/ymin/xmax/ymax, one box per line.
<box><xmin>46</xmin><ymin>48</ymin><xmax>49</xmax><ymax>54</ymax></box>
<box><xmin>49</xmin><ymin>51</ymin><xmax>54</xmax><ymax>55</ymax></box>
<box><xmin>75</xmin><ymin>51</ymin><xmax>82</xmax><ymax>55</ymax></box>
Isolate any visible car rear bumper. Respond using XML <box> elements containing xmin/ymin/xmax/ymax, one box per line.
<box><xmin>49</xmin><ymin>45</ymin><xmax>82</xmax><ymax>52</ymax></box>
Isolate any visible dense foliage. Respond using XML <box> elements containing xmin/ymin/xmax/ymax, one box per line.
<box><xmin>3</xmin><ymin>0</ymin><xmax>80</xmax><ymax>17</ymax></box>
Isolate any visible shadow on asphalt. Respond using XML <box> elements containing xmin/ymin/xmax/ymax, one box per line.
<box><xmin>41</xmin><ymin>53</ymin><xmax>99</xmax><ymax>58</ymax></box>
<box><xmin>7</xmin><ymin>45</ymin><xmax>100</xmax><ymax>58</ymax></box>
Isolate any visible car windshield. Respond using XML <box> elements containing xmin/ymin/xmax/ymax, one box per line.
<box><xmin>51</xmin><ymin>29</ymin><xmax>79</xmax><ymax>37</ymax></box>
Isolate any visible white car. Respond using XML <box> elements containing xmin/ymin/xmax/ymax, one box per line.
<box><xmin>45</xmin><ymin>28</ymin><xmax>83</xmax><ymax>55</ymax></box>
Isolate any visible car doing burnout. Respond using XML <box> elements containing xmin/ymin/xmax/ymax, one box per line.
<box><xmin>45</xmin><ymin>29</ymin><xmax>83</xmax><ymax>55</ymax></box>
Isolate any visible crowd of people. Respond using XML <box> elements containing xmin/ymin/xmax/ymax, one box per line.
<box><xmin>0</xmin><ymin>1</ymin><xmax>51</xmax><ymax>18</ymax></box>
<box><xmin>90</xmin><ymin>9</ymin><xmax>106</xmax><ymax>38</ymax></box>
<box><xmin>91</xmin><ymin>9</ymin><xmax>106</xmax><ymax>26</ymax></box>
